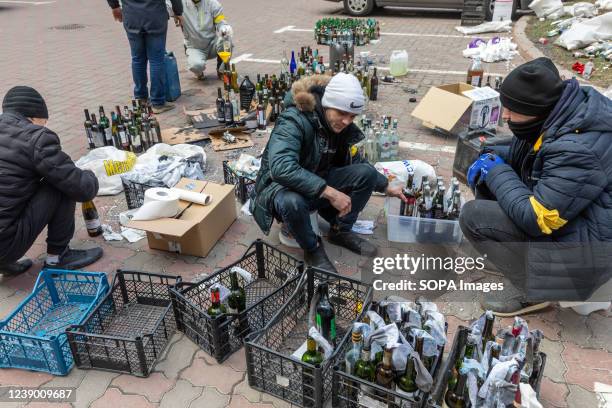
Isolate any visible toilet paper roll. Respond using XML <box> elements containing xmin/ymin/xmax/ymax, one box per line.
<box><xmin>131</xmin><ymin>188</ymin><xmax>181</xmax><ymax>221</ymax></box>
<box><xmin>170</xmin><ymin>188</ymin><xmax>212</xmax><ymax>205</ymax></box>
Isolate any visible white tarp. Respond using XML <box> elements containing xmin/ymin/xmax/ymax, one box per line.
<box><xmin>556</xmin><ymin>12</ymin><xmax>612</xmax><ymax>50</ymax></box>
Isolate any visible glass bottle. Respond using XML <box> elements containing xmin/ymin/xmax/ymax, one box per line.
<box><xmin>315</xmin><ymin>283</ymin><xmax>336</xmax><ymax>346</ymax></box>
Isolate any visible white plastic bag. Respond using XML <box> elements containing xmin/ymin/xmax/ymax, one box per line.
<box><xmin>597</xmin><ymin>0</ymin><xmax>612</xmax><ymax>11</ymax></box>
<box><xmin>463</xmin><ymin>37</ymin><xmax>519</xmax><ymax>62</ymax></box>
<box><xmin>455</xmin><ymin>20</ymin><xmax>512</xmax><ymax>35</ymax></box>
<box><xmin>75</xmin><ymin>146</ymin><xmax>137</xmax><ymax>195</ymax></box>
<box><xmin>374</xmin><ymin>160</ymin><xmax>437</xmax><ymax>189</ymax></box>
<box><xmin>528</xmin><ymin>0</ymin><xmax>564</xmax><ymax>17</ymax></box>
<box><xmin>564</xmin><ymin>2</ymin><xmax>598</xmax><ymax>17</ymax></box>
<box><xmin>556</xmin><ymin>12</ymin><xmax>612</xmax><ymax>50</ymax></box>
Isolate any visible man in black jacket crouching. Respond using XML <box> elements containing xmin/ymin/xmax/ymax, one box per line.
<box><xmin>0</xmin><ymin>86</ymin><xmax>103</xmax><ymax>276</ymax></box>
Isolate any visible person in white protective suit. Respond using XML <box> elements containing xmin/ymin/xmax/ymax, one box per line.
<box><xmin>167</xmin><ymin>0</ymin><xmax>233</xmax><ymax>80</ymax></box>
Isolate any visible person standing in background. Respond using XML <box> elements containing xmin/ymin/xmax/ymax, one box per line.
<box><xmin>107</xmin><ymin>0</ymin><xmax>183</xmax><ymax>114</ymax></box>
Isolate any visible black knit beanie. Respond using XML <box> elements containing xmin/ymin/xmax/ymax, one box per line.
<box><xmin>2</xmin><ymin>86</ymin><xmax>48</xmax><ymax>119</ymax></box>
<box><xmin>499</xmin><ymin>57</ymin><xmax>564</xmax><ymax>117</ymax></box>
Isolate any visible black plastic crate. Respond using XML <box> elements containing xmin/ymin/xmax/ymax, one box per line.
<box><xmin>425</xmin><ymin>325</ymin><xmax>547</xmax><ymax>407</ymax></box>
<box><xmin>223</xmin><ymin>160</ymin><xmax>256</xmax><ymax>204</ymax></box>
<box><xmin>170</xmin><ymin>240</ymin><xmax>304</xmax><ymax>363</ymax></box>
<box><xmin>66</xmin><ymin>271</ymin><xmax>181</xmax><ymax>377</ymax></box>
<box><xmin>245</xmin><ymin>267</ymin><xmax>373</xmax><ymax>408</ymax></box>
<box><xmin>121</xmin><ymin>155</ymin><xmax>206</xmax><ymax>209</ymax></box>
<box><xmin>333</xmin><ymin>318</ymin><xmax>446</xmax><ymax>408</ymax></box>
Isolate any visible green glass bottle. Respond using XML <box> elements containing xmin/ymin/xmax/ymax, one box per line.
<box><xmin>227</xmin><ymin>272</ymin><xmax>246</xmax><ymax>314</ymax></box>
<box><xmin>397</xmin><ymin>355</ymin><xmax>418</xmax><ymax>395</ymax></box>
<box><xmin>481</xmin><ymin>311</ymin><xmax>496</xmax><ymax>354</ymax></box>
<box><xmin>315</xmin><ymin>283</ymin><xmax>336</xmax><ymax>346</ymax></box>
<box><xmin>302</xmin><ymin>336</ymin><xmax>324</xmax><ymax>407</ymax></box>
<box><xmin>444</xmin><ymin>372</ymin><xmax>467</xmax><ymax>408</ymax></box>
<box><xmin>354</xmin><ymin>346</ymin><xmax>376</xmax><ymax>382</ymax></box>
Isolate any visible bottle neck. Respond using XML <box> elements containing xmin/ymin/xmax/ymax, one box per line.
<box><xmin>360</xmin><ymin>348</ymin><xmax>371</xmax><ymax>362</ymax></box>
<box><xmin>382</xmin><ymin>349</ymin><xmax>393</xmax><ymax>368</ymax></box>
<box><xmin>230</xmin><ymin>272</ymin><xmax>240</xmax><ymax>290</ymax></box>
<box><xmin>306</xmin><ymin>337</ymin><xmax>317</xmax><ymax>353</ymax></box>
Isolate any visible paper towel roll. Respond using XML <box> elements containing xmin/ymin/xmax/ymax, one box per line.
<box><xmin>131</xmin><ymin>188</ymin><xmax>181</xmax><ymax>221</ymax></box>
<box><xmin>170</xmin><ymin>188</ymin><xmax>212</xmax><ymax>205</ymax></box>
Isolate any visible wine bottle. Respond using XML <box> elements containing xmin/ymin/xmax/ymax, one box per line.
<box><xmin>375</xmin><ymin>347</ymin><xmax>395</xmax><ymax>391</ymax></box>
<box><xmin>445</xmin><ymin>371</ymin><xmax>467</xmax><ymax>408</ymax></box>
<box><xmin>344</xmin><ymin>330</ymin><xmax>363</xmax><ymax>375</ymax></box>
<box><xmin>256</xmin><ymin>95</ymin><xmax>266</xmax><ymax>130</ymax></box>
<box><xmin>397</xmin><ymin>355</ymin><xmax>418</xmax><ymax>395</ymax></box>
<box><xmin>129</xmin><ymin>114</ymin><xmax>143</xmax><ymax>153</ymax></box>
<box><xmin>227</xmin><ymin>271</ymin><xmax>246</xmax><ymax>314</ymax></box>
<box><xmin>302</xmin><ymin>335</ymin><xmax>324</xmax><ymax>407</ymax></box>
<box><xmin>369</xmin><ymin>68</ymin><xmax>379</xmax><ymax>101</ymax></box>
<box><xmin>110</xmin><ymin>112</ymin><xmax>120</xmax><ymax>148</ymax></box>
<box><xmin>224</xmin><ymin>90</ymin><xmax>234</xmax><ymax>126</ymax></box>
<box><xmin>84</xmin><ymin>109</ymin><xmax>95</xmax><ymax>149</ymax></box>
<box><xmin>315</xmin><ymin>283</ymin><xmax>336</xmax><ymax>346</ymax></box>
<box><xmin>230</xmin><ymin>63</ymin><xmax>239</xmax><ymax>92</ymax></box>
<box><xmin>99</xmin><ymin>106</ymin><xmax>113</xmax><ymax>146</ymax></box>
<box><xmin>82</xmin><ymin>200</ymin><xmax>102</xmax><ymax>237</ymax></box>
<box><xmin>216</xmin><ymin>87</ymin><xmax>226</xmax><ymax>123</ymax></box>
<box><xmin>90</xmin><ymin>113</ymin><xmax>104</xmax><ymax>148</ymax></box>
<box><xmin>482</xmin><ymin>310</ymin><xmax>496</xmax><ymax>354</ymax></box>
<box><xmin>207</xmin><ymin>287</ymin><xmax>226</xmax><ymax>317</ymax></box>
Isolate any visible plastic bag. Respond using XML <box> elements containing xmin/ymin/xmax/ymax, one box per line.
<box><xmin>463</xmin><ymin>37</ymin><xmax>519</xmax><ymax>62</ymax></box>
<box><xmin>528</xmin><ymin>0</ymin><xmax>564</xmax><ymax>17</ymax></box>
<box><xmin>556</xmin><ymin>12</ymin><xmax>612</xmax><ymax>50</ymax></box>
<box><xmin>231</xmin><ymin>266</ymin><xmax>253</xmax><ymax>284</ymax></box>
<box><xmin>75</xmin><ymin>147</ymin><xmax>137</xmax><ymax>195</ymax></box>
<box><xmin>367</xmin><ymin>310</ymin><xmax>386</xmax><ymax>330</ymax></box>
<box><xmin>597</xmin><ymin>0</ymin><xmax>612</xmax><ymax>11</ymax></box>
<box><xmin>455</xmin><ymin>20</ymin><xmax>512</xmax><ymax>35</ymax></box>
<box><xmin>374</xmin><ymin>160</ymin><xmax>436</xmax><ymax>189</ymax></box>
<box><xmin>564</xmin><ymin>2</ymin><xmax>598</xmax><ymax>17</ymax></box>
<box><xmin>423</xmin><ymin>317</ymin><xmax>447</xmax><ymax>348</ymax></box>
<box><xmin>231</xmin><ymin>154</ymin><xmax>261</xmax><ymax>179</ymax></box>
<box><xmin>478</xmin><ymin>358</ymin><xmax>519</xmax><ymax>403</ymax></box>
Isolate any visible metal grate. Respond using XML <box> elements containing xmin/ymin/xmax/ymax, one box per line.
<box><xmin>49</xmin><ymin>24</ymin><xmax>86</xmax><ymax>31</ymax></box>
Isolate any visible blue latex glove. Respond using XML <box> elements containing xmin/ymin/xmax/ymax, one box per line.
<box><xmin>467</xmin><ymin>153</ymin><xmax>504</xmax><ymax>188</ymax></box>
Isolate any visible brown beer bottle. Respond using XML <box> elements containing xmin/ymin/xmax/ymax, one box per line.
<box><xmin>82</xmin><ymin>200</ymin><xmax>102</xmax><ymax>237</ymax></box>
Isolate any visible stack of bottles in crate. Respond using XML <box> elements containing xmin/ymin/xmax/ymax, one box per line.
<box><xmin>340</xmin><ymin>298</ymin><xmax>447</xmax><ymax>406</ymax></box>
<box><xmin>444</xmin><ymin>312</ymin><xmax>544</xmax><ymax>407</ymax></box>
<box><xmin>355</xmin><ymin>114</ymin><xmax>400</xmax><ymax>163</ymax></box>
<box><xmin>399</xmin><ymin>174</ymin><xmax>463</xmax><ymax>221</ymax></box>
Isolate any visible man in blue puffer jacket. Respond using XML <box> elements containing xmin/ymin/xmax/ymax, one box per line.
<box><xmin>460</xmin><ymin>57</ymin><xmax>612</xmax><ymax>316</ymax></box>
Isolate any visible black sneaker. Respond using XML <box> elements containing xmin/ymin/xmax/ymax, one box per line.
<box><xmin>0</xmin><ymin>258</ymin><xmax>33</xmax><ymax>276</ymax></box>
<box><xmin>481</xmin><ymin>280</ymin><xmax>551</xmax><ymax>317</ymax></box>
<box><xmin>328</xmin><ymin>229</ymin><xmax>377</xmax><ymax>257</ymax></box>
<box><xmin>44</xmin><ymin>247</ymin><xmax>103</xmax><ymax>270</ymax></box>
<box><xmin>304</xmin><ymin>239</ymin><xmax>337</xmax><ymax>273</ymax></box>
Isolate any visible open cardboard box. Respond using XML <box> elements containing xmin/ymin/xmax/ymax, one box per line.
<box><xmin>411</xmin><ymin>83</ymin><xmax>501</xmax><ymax>135</ymax></box>
<box><xmin>128</xmin><ymin>178</ymin><xmax>237</xmax><ymax>257</ymax></box>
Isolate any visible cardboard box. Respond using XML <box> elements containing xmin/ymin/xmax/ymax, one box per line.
<box><xmin>411</xmin><ymin>83</ymin><xmax>501</xmax><ymax>135</ymax></box>
<box><xmin>462</xmin><ymin>86</ymin><xmax>502</xmax><ymax>130</ymax></box>
<box><xmin>128</xmin><ymin>179</ymin><xmax>237</xmax><ymax>257</ymax></box>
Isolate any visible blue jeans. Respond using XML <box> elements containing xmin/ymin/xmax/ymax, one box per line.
<box><xmin>273</xmin><ymin>164</ymin><xmax>380</xmax><ymax>252</ymax></box>
<box><xmin>126</xmin><ymin>31</ymin><xmax>167</xmax><ymax>106</ymax></box>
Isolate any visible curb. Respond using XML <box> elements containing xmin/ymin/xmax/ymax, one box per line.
<box><xmin>512</xmin><ymin>15</ymin><xmax>601</xmax><ymax>90</ymax></box>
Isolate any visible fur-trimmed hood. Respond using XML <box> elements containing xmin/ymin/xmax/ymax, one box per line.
<box><xmin>287</xmin><ymin>75</ymin><xmax>331</xmax><ymax>112</ymax></box>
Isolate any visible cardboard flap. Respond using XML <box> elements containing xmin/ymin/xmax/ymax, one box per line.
<box><xmin>127</xmin><ymin>179</ymin><xmax>222</xmax><ymax>238</ymax></box>
<box><xmin>128</xmin><ymin>218</ymin><xmax>198</xmax><ymax>238</ymax></box>
<box><xmin>411</xmin><ymin>85</ymin><xmax>474</xmax><ymax>132</ymax></box>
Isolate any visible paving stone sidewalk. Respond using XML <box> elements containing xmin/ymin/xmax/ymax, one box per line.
<box><xmin>0</xmin><ymin>0</ymin><xmax>609</xmax><ymax>407</ymax></box>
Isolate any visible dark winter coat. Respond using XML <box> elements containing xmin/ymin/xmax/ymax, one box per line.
<box><xmin>0</xmin><ymin>112</ymin><xmax>99</xmax><ymax>236</ymax></box>
<box><xmin>250</xmin><ymin>75</ymin><xmax>388</xmax><ymax>234</ymax></box>
<box><xmin>107</xmin><ymin>0</ymin><xmax>183</xmax><ymax>34</ymax></box>
<box><xmin>485</xmin><ymin>81</ymin><xmax>612</xmax><ymax>301</ymax></box>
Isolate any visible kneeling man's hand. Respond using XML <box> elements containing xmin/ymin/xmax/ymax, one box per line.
<box><xmin>322</xmin><ymin>186</ymin><xmax>352</xmax><ymax>217</ymax></box>
<box><xmin>386</xmin><ymin>184</ymin><xmax>408</xmax><ymax>203</ymax></box>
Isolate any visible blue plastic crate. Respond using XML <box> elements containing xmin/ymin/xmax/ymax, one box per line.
<box><xmin>0</xmin><ymin>269</ymin><xmax>109</xmax><ymax>375</ymax></box>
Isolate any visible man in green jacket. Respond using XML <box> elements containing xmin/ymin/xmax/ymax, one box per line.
<box><xmin>250</xmin><ymin>73</ymin><xmax>407</xmax><ymax>272</ymax></box>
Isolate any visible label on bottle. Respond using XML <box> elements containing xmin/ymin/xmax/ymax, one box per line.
<box><xmin>85</xmin><ymin>218</ymin><xmax>101</xmax><ymax>230</ymax></box>
<box><xmin>227</xmin><ymin>306</ymin><xmax>238</xmax><ymax>314</ymax></box>
<box><xmin>471</xmin><ymin>75</ymin><xmax>482</xmax><ymax>87</ymax></box>
<box><xmin>119</xmin><ymin>131</ymin><xmax>128</xmax><ymax>144</ymax></box>
<box><xmin>104</xmin><ymin>127</ymin><xmax>113</xmax><ymax>142</ymax></box>
<box><xmin>257</xmin><ymin>110</ymin><xmax>266</xmax><ymax>126</ymax></box>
